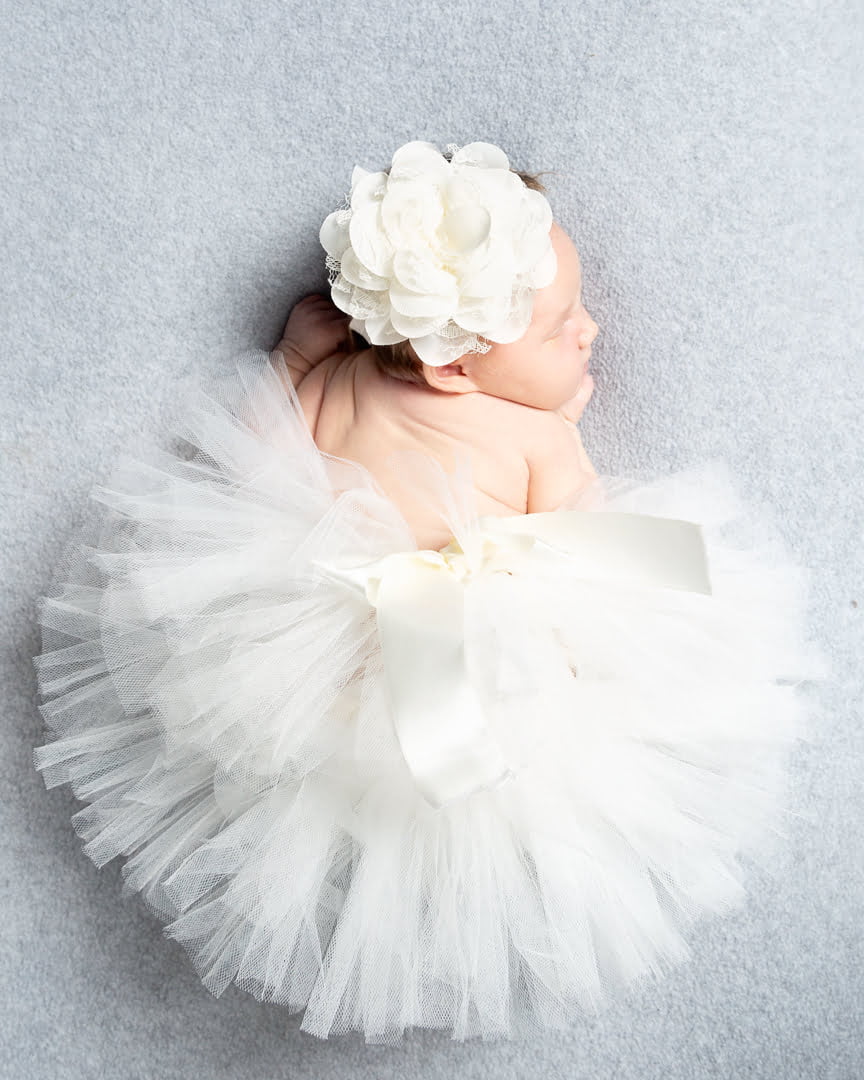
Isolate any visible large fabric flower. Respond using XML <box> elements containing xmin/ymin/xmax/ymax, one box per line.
<box><xmin>319</xmin><ymin>140</ymin><xmax>557</xmax><ymax>367</ymax></box>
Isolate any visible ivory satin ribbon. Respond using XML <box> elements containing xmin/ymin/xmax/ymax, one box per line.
<box><xmin>312</xmin><ymin>509</ymin><xmax>711</xmax><ymax>810</ymax></box>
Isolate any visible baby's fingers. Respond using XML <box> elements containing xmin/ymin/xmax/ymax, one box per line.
<box><xmin>560</xmin><ymin>373</ymin><xmax>595</xmax><ymax>423</ymax></box>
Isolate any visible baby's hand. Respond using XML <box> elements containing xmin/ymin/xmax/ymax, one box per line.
<box><xmin>558</xmin><ymin>372</ymin><xmax>595</xmax><ymax>425</ymax></box>
<box><xmin>273</xmin><ymin>293</ymin><xmax>354</xmax><ymax>379</ymax></box>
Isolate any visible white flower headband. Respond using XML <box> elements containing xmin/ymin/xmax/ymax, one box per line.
<box><xmin>319</xmin><ymin>140</ymin><xmax>557</xmax><ymax>367</ymax></box>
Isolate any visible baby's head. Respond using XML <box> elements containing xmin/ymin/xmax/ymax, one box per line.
<box><xmin>326</xmin><ymin>143</ymin><xmax>599</xmax><ymax>411</ymax></box>
<box><xmin>420</xmin><ymin>220</ymin><xmax>597</xmax><ymax>411</ymax></box>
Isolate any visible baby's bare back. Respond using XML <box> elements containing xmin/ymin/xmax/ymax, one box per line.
<box><xmin>295</xmin><ymin>350</ymin><xmax>533</xmax><ymax>550</ymax></box>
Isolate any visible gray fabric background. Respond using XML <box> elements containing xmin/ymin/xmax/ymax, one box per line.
<box><xmin>2</xmin><ymin>1</ymin><xmax>861</xmax><ymax>1077</ymax></box>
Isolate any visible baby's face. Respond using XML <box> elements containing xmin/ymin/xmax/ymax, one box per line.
<box><xmin>423</xmin><ymin>222</ymin><xmax>599</xmax><ymax>411</ymax></box>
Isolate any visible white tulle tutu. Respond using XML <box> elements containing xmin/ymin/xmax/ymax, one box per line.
<box><xmin>32</xmin><ymin>350</ymin><xmax>829</xmax><ymax>1043</ymax></box>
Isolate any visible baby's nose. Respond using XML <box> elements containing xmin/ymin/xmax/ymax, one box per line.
<box><xmin>580</xmin><ymin>318</ymin><xmax>599</xmax><ymax>348</ymax></box>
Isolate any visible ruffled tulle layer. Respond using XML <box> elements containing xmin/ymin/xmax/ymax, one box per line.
<box><xmin>32</xmin><ymin>350</ymin><xmax>829</xmax><ymax>1043</ymax></box>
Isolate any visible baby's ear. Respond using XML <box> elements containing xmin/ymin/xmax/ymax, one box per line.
<box><xmin>421</xmin><ymin>362</ymin><xmax>482</xmax><ymax>394</ymax></box>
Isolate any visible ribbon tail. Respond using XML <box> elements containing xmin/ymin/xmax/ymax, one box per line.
<box><xmin>374</xmin><ymin>554</ymin><xmax>515</xmax><ymax>809</ymax></box>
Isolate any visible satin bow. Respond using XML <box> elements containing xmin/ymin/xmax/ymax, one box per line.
<box><xmin>311</xmin><ymin>509</ymin><xmax>711</xmax><ymax>810</ymax></box>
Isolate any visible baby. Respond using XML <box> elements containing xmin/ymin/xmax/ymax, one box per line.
<box><xmin>32</xmin><ymin>140</ymin><xmax>827</xmax><ymax>1044</ymax></box>
<box><xmin>271</xmin><ymin>220</ymin><xmax>600</xmax><ymax>551</ymax></box>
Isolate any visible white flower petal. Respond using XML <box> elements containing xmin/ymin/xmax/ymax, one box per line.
<box><xmin>524</xmin><ymin>187</ymin><xmax>554</xmax><ymax>231</ymax></box>
<box><xmin>319</xmin><ymin>211</ymin><xmax>352</xmax><ymax>259</ymax></box>
<box><xmin>349</xmin><ymin>202</ymin><xmax>394</xmax><ymax>278</ymax></box>
<box><xmin>437</xmin><ymin>202</ymin><xmax>491</xmax><ymax>256</ymax></box>
<box><xmin>409</xmin><ymin>332</ymin><xmax>454</xmax><ymax>367</ymax></box>
<box><xmin>388</xmin><ymin>306</ymin><xmax>444</xmax><ymax>338</ymax></box>
<box><xmin>330</xmin><ymin>279</ymin><xmax>390</xmax><ymax>320</ymax></box>
<box><xmin>453</xmin><ymin>293</ymin><xmax>510</xmax><ymax>333</ymax></box>
<box><xmin>350</xmin><ymin>169</ymin><xmax>388</xmax><ymax>210</ymax></box>
<box><xmin>392</xmin><ymin>249</ymin><xmax>455</xmax><ymax>297</ymax></box>
<box><xmin>339</xmin><ymin>246</ymin><xmax>390</xmax><ymax>291</ymax></box>
<box><xmin>389</xmin><ymin>141</ymin><xmax>449</xmax><ymax>182</ymax></box>
<box><xmin>458</xmin><ymin>254</ymin><xmax>511</xmax><ymax>298</ymax></box>
<box><xmin>460</xmin><ymin>167</ymin><xmax>518</xmax><ymax>208</ymax></box>
<box><xmin>364</xmin><ymin>312</ymin><xmax>406</xmax><ymax>345</ymax></box>
<box><xmin>389</xmin><ymin>279</ymin><xmax>458</xmax><ymax>319</ymax></box>
<box><xmin>450</xmin><ymin>141</ymin><xmax>511</xmax><ymax>171</ymax></box>
<box><xmin>510</xmin><ymin>192</ymin><xmax>554</xmax><ymax>273</ymax></box>
<box><xmin>381</xmin><ymin>181</ymin><xmax>443</xmax><ymax>248</ymax></box>
<box><xmin>531</xmin><ymin>244</ymin><xmax>558</xmax><ymax>290</ymax></box>
<box><xmin>350</xmin><ymin>165</ymin><xmax>370</xmax><ymax>191</ymax></box>
<box><xmin>483</xmin><ymin>290</ymin><xmax>535</xmax><ymax>344</ymax></box>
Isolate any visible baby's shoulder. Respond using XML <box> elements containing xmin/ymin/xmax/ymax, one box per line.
<box><xmin>293</xmin><ymin>349</ymin><xmax>353</xmax><ymax>439</ymax></box>
<box><xmin>360</xmin><ymin>350</ymin><xmax>580</xmax><ymax>463</ymax></box>
<box><xmin>351</xmin><ymin>351</ymin><xmax>539</xmax><ymax>515</ymax></box>
<box><xmin>446</xmin><ymin>384</ymin><xmax>540</xmax><ymax>450</ymax></box>
<box><xmin>464</xmin><ymin>389</ymin><xmax>574</xmax><ymax>464</ymax></box>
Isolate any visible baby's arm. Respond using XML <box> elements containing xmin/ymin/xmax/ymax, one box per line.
<box><xmin>557</xmin><ymin>415</ymin><xmax>598</xmax><ymax>480</ymax></box>
<box><xmin>270</xmin><ymin>294</ymin><xmax>354</xmax><ymax>391</ymax></box>
<box><xmin>271</xmin><ymin>344</ymin><xmax>318</xmax><ymax>391</ymax></box>
<box><xmin>525</xmin><ymin>412</ymin><xmax>598</xmax><ymax>513</ymax></box>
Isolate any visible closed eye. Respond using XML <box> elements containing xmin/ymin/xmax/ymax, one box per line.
<box><xmin>546</xmin><ymin>312</ymin><xmax>576</xmax><ymax>341</ymax></box>
<box><xmin>545</xmin><ymin>297</ymin><xmax>583</xmax><ymax>341</ymax></box>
